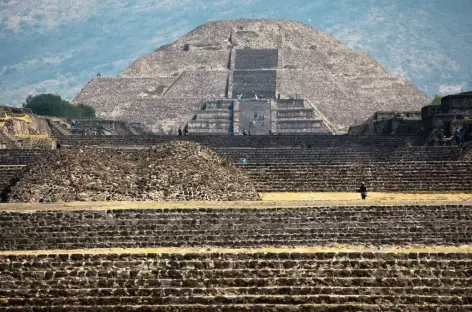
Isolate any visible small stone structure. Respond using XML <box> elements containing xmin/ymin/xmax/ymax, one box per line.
<box><xmin>46</xmin><ymin>117</ymin><xmax>149</xmax><ymax>136</ymax></box>
<box><xmin>349</xmin><ymin>91</ymin><xmax>472</xmax><ymax>145</ymax></box>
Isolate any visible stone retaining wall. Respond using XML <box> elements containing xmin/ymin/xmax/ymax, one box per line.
<box><xmin>216</xmin><ymin>146</ymin><xmax>462</xmax><ymax>163</ymax></box>
<box><xmin>0</xmin><ymin>149</ymin><xmax>43</xmax><ymax>165</ymax></box>
<box><xmin>1</xmin><ymin>251</ymin><xmax>471</xmax><ymax>311</ymax></box>
<box><xmin>241</xmin><ymin>161</ymin><xmax>472</xmax><ymax>192</ymax></box>
<box><xmin>234</xmin><ymin>49</ymin><xmax>278</xmax><ymax>70</ymax></box>
<box><xmin>232</xmin><ymin>70</ymin><xmax>277</xmax><ymax>99</ymax></box>
<box><xmin>1</xmin><ymin>205</ymin><xmax>470</xmax><ymax>250</ymax></box>
<box><xmin>56</xmin><ymin>135</ymin><xmax>415</xmax><ymax>148</ymax></box>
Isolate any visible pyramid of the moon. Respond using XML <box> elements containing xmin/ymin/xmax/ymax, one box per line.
<box><xmin>73</xmin><ymin>19</ymin><xmax>430</xmax><ymax>133</ymax></box>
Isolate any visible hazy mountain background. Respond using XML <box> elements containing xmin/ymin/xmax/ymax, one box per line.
<box><xmin>1</xmin><ymin>0</ymin><xmax>471</xmax><ymax>106</ymax></box>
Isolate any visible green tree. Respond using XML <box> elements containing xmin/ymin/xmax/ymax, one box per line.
<box><xmin>23</xmin><ymin>94</ymin><xmax>95</xmax><ymax>118</ymax></box>
<box><xmin>76</xmin><ymin>103</ymin><xmax>96</xmax><ymax>117</ymax></box>
<box><xmin>431</xmin><ymin>94</ymin><xmax>442</xmax><ymax>105</ymax></box>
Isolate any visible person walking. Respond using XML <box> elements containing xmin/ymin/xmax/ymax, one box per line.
<box><xmin>358</xmin><ymin>183</ymin><xmax>367</xmax><ymax>200</ymax></box>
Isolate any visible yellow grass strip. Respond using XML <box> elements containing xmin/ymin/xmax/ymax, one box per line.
<box><xmin>1</xmin><ymin>245</ymin><xmax>471</xmax><ymax>256</ymax></box>
<box><xmin>2</xmin><ymin>193</ymin><xmax>472</xmax><ymax>212</ymax></box>
<box><xmin>260</xmin><ymin>192</ymin><xmax>472</xmax><ymax>201</ymax></box>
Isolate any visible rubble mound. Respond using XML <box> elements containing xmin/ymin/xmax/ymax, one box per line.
<box><xmin>8</xmin><ymin>141</ymin><xmax>259</xmax><ymax>202</ymax></box>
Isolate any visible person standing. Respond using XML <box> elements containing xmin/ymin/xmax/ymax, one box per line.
<box><xmin>358</xmin><ymin>183</ymin><xmax>367</xmax><ymax>200</ymax></box>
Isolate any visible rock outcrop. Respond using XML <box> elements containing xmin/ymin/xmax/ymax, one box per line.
<box><xmin>8</xmin><ymin>141</ymin><xmax>259</xmax><ymax>202</ymax></box>
<box><xmin>73</xmin><ymin>19</ymin><xmax>429</xmax><ymax>133</ymax></box>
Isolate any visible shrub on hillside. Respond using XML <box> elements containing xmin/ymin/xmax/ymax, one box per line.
<box><xmin>23</xmin><ymin>94</ymin><xmax>95</xmax><ymax>118</ymax></box>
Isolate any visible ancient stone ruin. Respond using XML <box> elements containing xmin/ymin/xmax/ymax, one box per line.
<box><xmin>47</xmin><ymin>117</ymin><xmax>149</xmax><ymax>136</ymax></box>
<box><xmin>74</xmin><ymin>19</ymin><xmax>429</xmax><ymax>134</ymax></box>
<box><xmin>350</xmin><ymin>91</ymin><xmax>472</xmax><ymax>145</ymax></box>
<box><xmin>2</xmin><ymin>20</ymin><xmax>472</xmax><ymax>312</ymax></box>
<box><xmin>6</xmin><ymin>141</ymin><xmax>258</xmax><ymax>202</ymax></box>
<box><xmin>2</xmin><ymin>129</ymin><xmax>472</xmax><ymax>310</ymax></box>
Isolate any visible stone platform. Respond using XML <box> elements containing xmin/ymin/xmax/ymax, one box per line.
<box><xmin>0</xmin><ymin>198</ymin><xmax>471</xmax><ymax>311</ymax></box>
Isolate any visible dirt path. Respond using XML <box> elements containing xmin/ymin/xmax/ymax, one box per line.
<box><xmin>2</xmin><ymin>192</ymin><xmax>472</xmax><ymax>212</ymax></box>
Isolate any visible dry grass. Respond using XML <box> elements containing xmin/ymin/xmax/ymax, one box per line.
<box><xmin>1</xmin><ymin>192</ymin><xmax>472</xmax><ymax>212</ymax></box>
<box><xmin>260</xmin><ymin>192</ymin><xmax>472</xmax><ymax>202</ymax></box>
<box><xmin>1</xmin><ymin>245</ymin><xmax>471</xmax><ymax>256</ymax></box>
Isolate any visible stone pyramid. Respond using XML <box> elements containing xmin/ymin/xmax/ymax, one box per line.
<box><xmin>73</xmin><ymin>19</ymin><xmax>430</xmax><ymax>133</ymax></box>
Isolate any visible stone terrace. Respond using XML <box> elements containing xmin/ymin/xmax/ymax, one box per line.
<box><xmin>232</xmin><ymin>70</ymin><xmax>277</xmax><ymax>99</ymax></box>
<box><xmin>1</xmin><ymin>204</ymin><xmax>471</xmax><ymax>250</ymax></box>
<box><xmin>1</xmin><ymin>132</ymin><xmax>471</xmax><ymax>311</ymax></box>
<box><xmin>121</xmin><ymin>50</ymin><xmax>231</xmax><ymax>77</ymax></box>
<box><xmin>0</xmin><ymin>198</ymin><xmax>471</xmax><ymax>311</ymax></box>
<box><xmin>242</xmin><ymin>162</ymin><xmax>472</xmax><ymax>192</ymax></box>
<box><xmin>0</xmin><ymin>166</ymin><xmax>23</xmax><ymax>200</ymax></box>
<box><xmin>234</xmin><ymin>49</ymin><xmax>278</xmax><ymax>70</ymax></box>
<box><xmin>163</xmin><ymin>71</ymin><xmax>228</xmax><ymax>99</ymax></box>
<box><xmin>216</xmin><ymin>146</ymin><xmax>462</xmax><ymax>163</ymax></box>
<box><xmin>1</xmin><ymin>250</ymin><xmax>472</xmax><ymax>311</ymax></box>
<box><xmin>54</xmin><ymin>135</ymin><xmax>415</xmax><ymax>148</ymax></box>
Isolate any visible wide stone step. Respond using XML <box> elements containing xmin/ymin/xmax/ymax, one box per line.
<box><xmin>2</xmin><ymin>294</ymin><xmax>470</xmax><ymax>306</ymax></box>
<box><xmin>3</xmin><ymin>259</ymin><xmax>471</xmax><ymax>271</ymax></box>
<box><xmin>195</xmin><ymin>111</ymin><xmax>232</xmax><ymax>120</ymax></box>
<box><xmin>3</xmin><ymin>304</ymin><xmax>472</xmax><ymax>312</ymax></box>
<box><xmin>56</xmin><ymin>135</ymin><xmax>416</xmax><ymax>148</ymax></box>
<box><xmin>1</xmin><ymin>205</ymin><xmax>471</xmax><ymax>250</ymax></box>
<box><xmin>2</xmin><ymin>268</ymin><xmax>470</xmax><ymax>281</ymax></box>
<box><xmin>8</xmin><ymin>304</ymin><xmax>472</xmax><ymax>312</ymax></box>
<box><xmin>1</xmin><ymin>286</ymin><xmax>471</xmax><ymax>298</ymax></box>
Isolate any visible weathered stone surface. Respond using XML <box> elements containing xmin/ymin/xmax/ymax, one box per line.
<box><xmin>73</xmin><ymin>19</ymin><xmax>429</xmax><ymax>133</ymax></box>
<box><xmin>7</xmin><ymin>141</ymin><xmax>259</xmax><ymax>202</ymax></box>
<box><xmin>1</xmin><ymin>252</ymin><xmax>471</xmax><ymax>310</ymax></box>
<box><xmin>1</xmin><ymin>205</ymin><xmax>470</xmax><ymax>250</ymax></box>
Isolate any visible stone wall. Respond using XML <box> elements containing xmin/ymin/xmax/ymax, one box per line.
<box><xmin>421</xmin><ymin>105</ymin><xmax>443</xmax><ymax>120</ymax></box>
<box><xmin>232</xmin><ymin>70</ymin><xmax>277</xmax><ymax>99</ymax></box>
<box><xmin>163</xmin><ymin>71</ymin><xmax>228</xmax><ymax>99</ymax></box>
<box><xmin>277</xmin><ymin>70</ymin><xmax>428</xmax><ymax>132</ymax></box>
<box><xmin>216</xmin><ymin>146</ymin><xmax>462</xmax><ymax>163</ymax></box>
<box><xmin>73</xmin><ymin>77</ymin><xmax>177</xmax><ymax>103</ymax></box>
<box><xmin>242</xmin><ymin>161</ymin><xmax>472</xmax><ymax>192</ymax></box>
<box><xmin>121</xmin><ymin>50</ymin><xmax>230</xmax><ymax>77</ymax></box>
<box><xmin>234</xmin><ymin>49</ymin><xmax>278</xmax><ymax>70</ymax></box>
<box><xmin>0</xmin><ymin>166</ymin><xmax>24</xmax><ymax>200</ymax></box>
<box><xmin>1</xmin><ymin>251</ymin><xmax>470</xmax><ymax>310</ymax></box>
<box><xmin>0</xmin><ymin>149</ymin><xmax>43</xmax><ymax>165</ymax></box>
<box><xmin>82</xmin><ymin>97</ymin><xmax>206</xmax><ymax>133</ymax></box>
<box><xmin>56</xmin><ymin>135</ymin><xmax>416</xmax><ymax>148</ymax></box>
<box><xmin>442</xmin><ymin>92</ymin><xmax>472</xmax><ymax>111</ymax></box>
<box><xmin>187</xmin><ymin>100</ymin><xmax>234</xmax><ymax>134</ymax></box>
<box><xmin>1</xmin><ymin>204</ymin><xmax>470</xmax><ymax>250</ymax></box>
